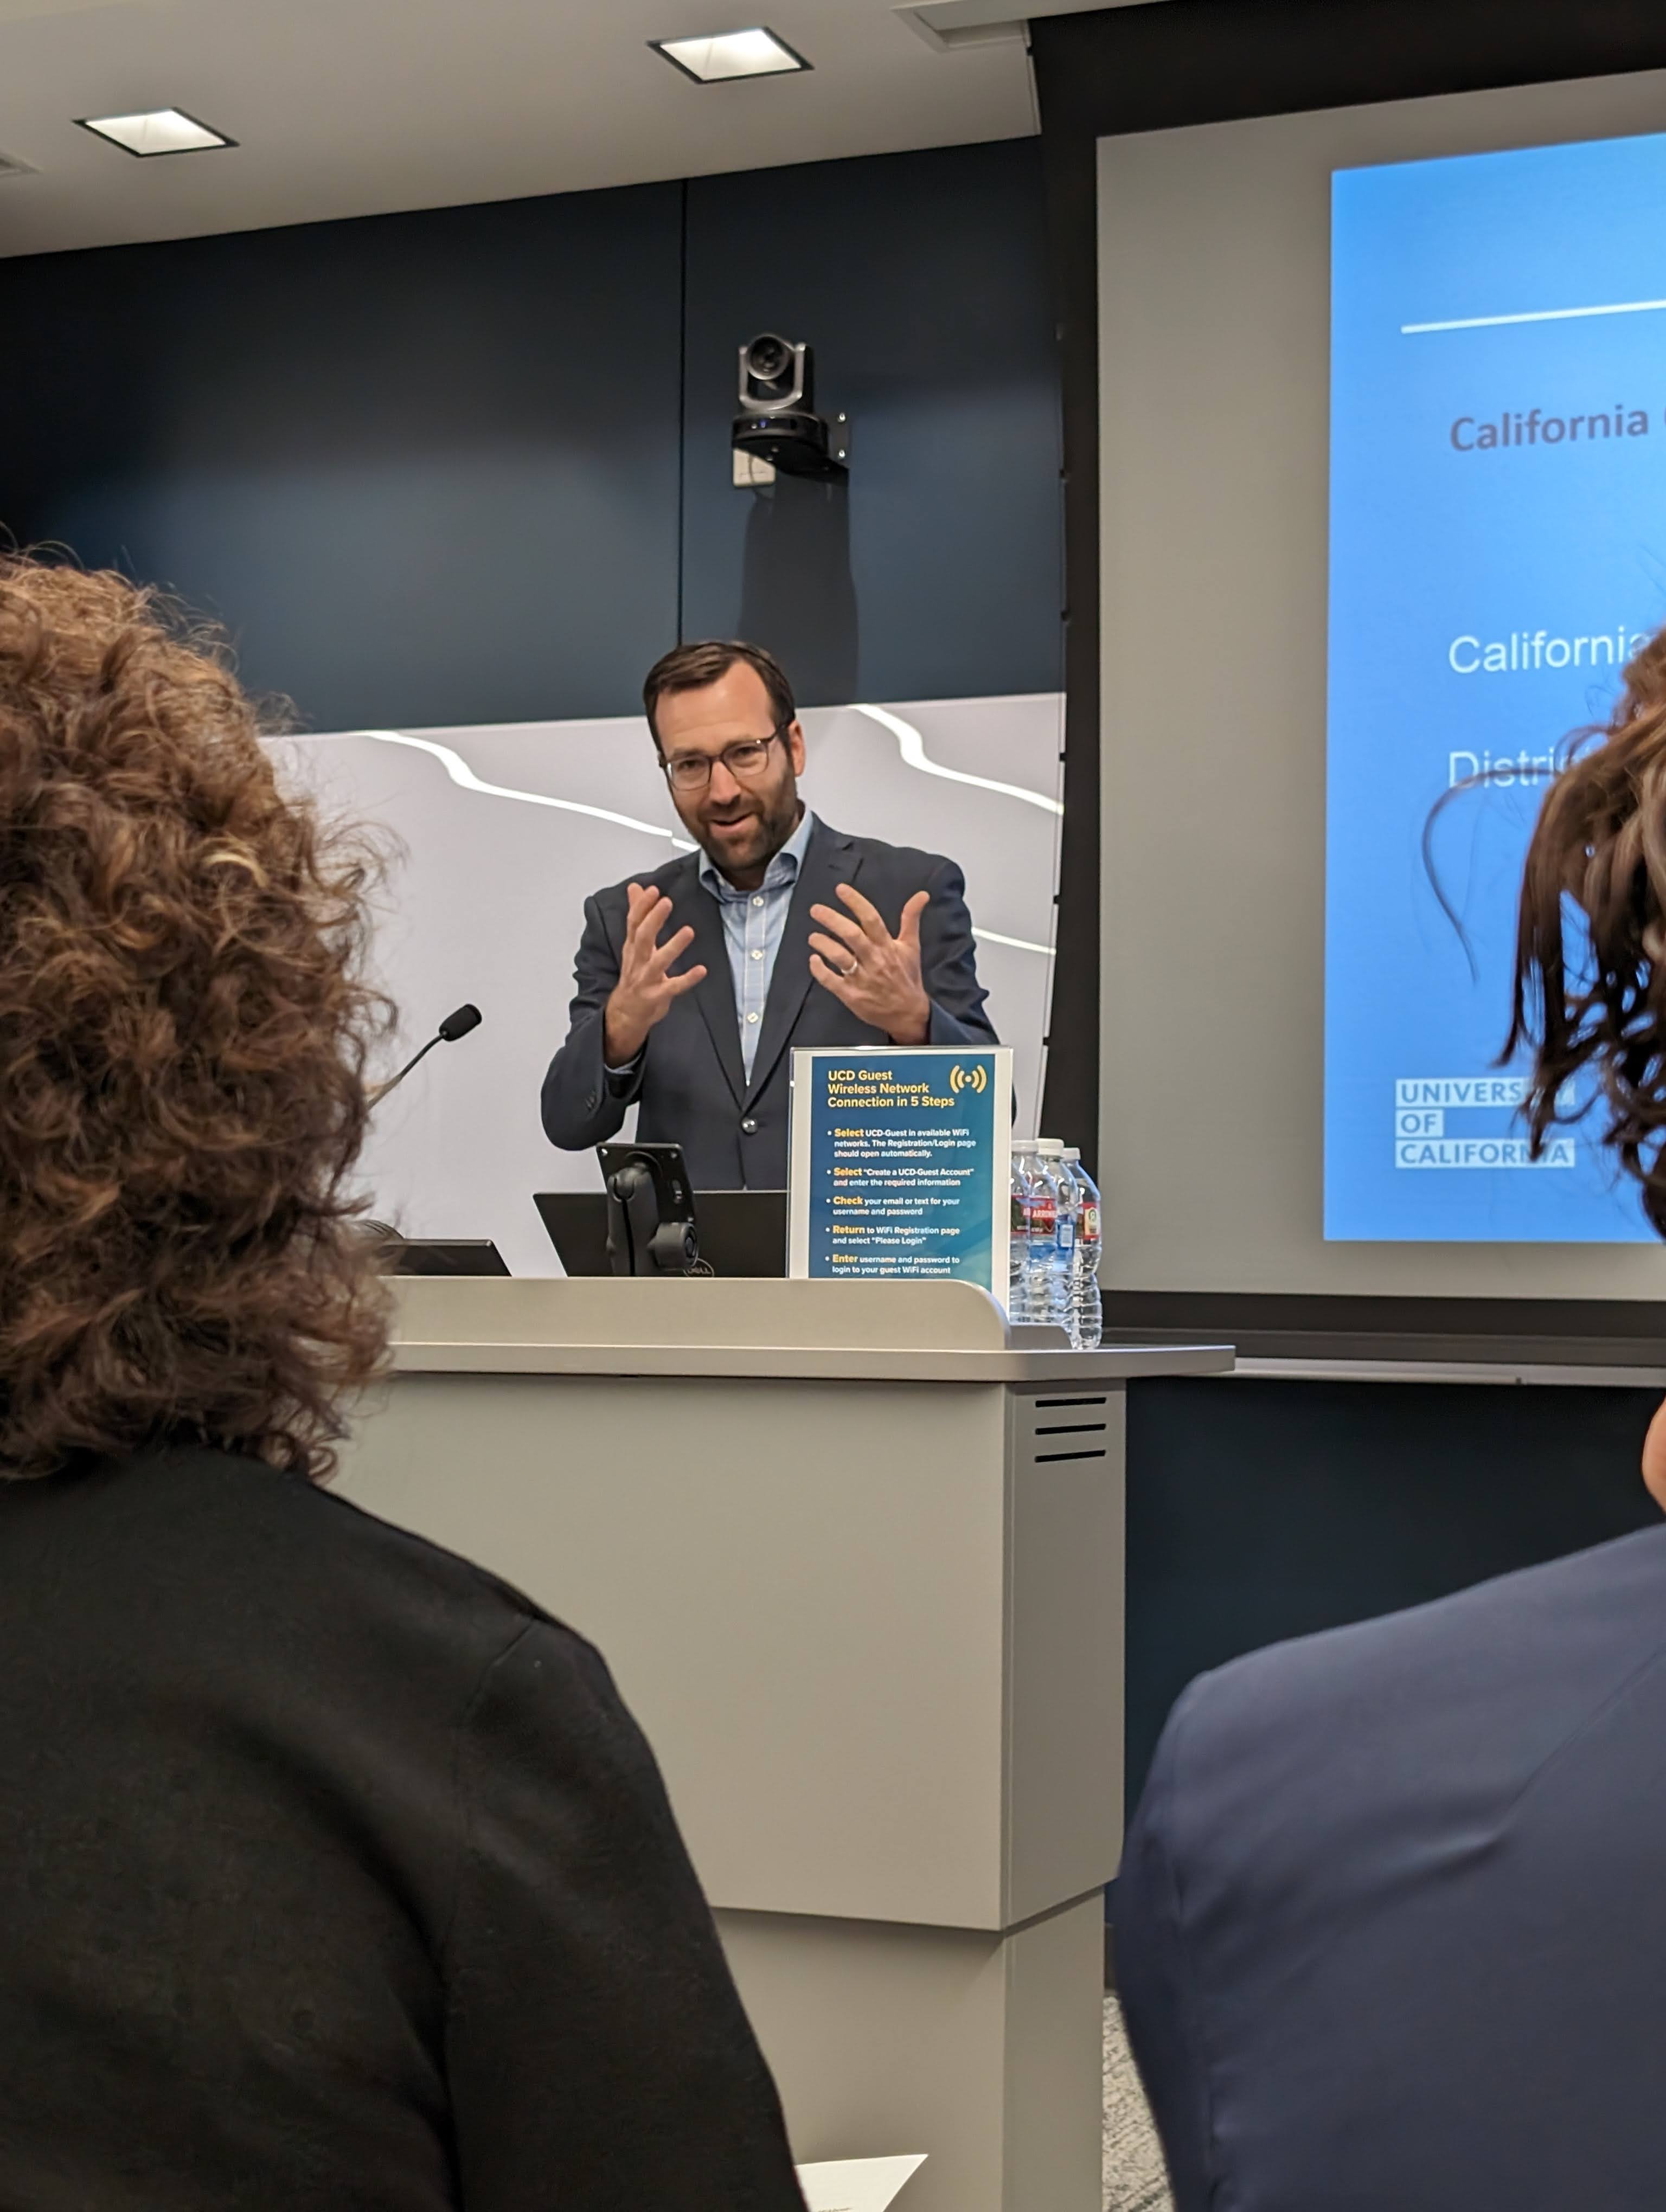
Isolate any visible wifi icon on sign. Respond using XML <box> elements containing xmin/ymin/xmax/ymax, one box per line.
<box><xmin>949</xmin><ymin>1062</ymin><xmax>988</xmax><ymax>1095</ymax></box>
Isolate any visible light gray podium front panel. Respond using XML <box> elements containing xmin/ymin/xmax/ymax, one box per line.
<box><xmin>337</xmin><ymin>1365</ymin><xmax>1130</xmax><ymax>1932</ymax></box>
<box><xmin>339</xmin><ymin>1369</ymin><xmax>1016</xmax><ymax>1928</ymax></box>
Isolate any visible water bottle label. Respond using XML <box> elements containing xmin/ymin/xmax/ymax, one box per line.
<box><xmin>1029</xmin><ymin>1195</ymin><xmax>1055</xmax><ymax>1234</ymax></box>
<box><xmin>1056</xmin><ymin>1219</ymin><xmax>1074</xmax><ymax>1250</ymax></box>
<box><xmin>1081</xmin><ymin>1203</ymin><xmax>1101</xmax><ymax>1244</ymax></box>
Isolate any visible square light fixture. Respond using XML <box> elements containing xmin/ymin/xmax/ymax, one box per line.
<box><xmin>76</xmin><ymin>109</ymin><xmax>236</xmax><ymax>158</ymax></box>
<box><xmin>651</xmin><ymin>27</ymin><xmax>811</xmax><ymax>82</ymax></box>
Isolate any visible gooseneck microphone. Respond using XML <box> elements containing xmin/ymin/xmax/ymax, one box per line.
<box><xmin>369</xmin><ymin>1003</ymin><xmax>482</xmax><ymax>1107</ymax></box>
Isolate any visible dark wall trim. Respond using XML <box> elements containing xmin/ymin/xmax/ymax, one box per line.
<box><xmin>1033</xmin><ymin>0</ymin><xmax>1666</xmax><ymax>144</ymax></box>
<box><xmin>1035</xmin><ymin>38</ymin><xmax>1100</xmax><ymax>1172</ymax></box>
<box><xmin>1031</xmin><ymin>0</ymin><xmax>1666</xmax><ymax>1299</ymax></box>
<box><xmin>1099</xmin><ymin>1290</ymin><xmax>1666</xmax><ymax>1367</ymax></box>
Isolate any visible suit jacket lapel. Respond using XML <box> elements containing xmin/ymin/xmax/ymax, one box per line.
<box><xmin>668</xmin><ymin>864</ymin><xmax>747</xmax><ymax>1109</ymax></box>
<box><xmin>745</xmin><ymin>821</ymin><xmax>860</xmax><ymax>1108</ymax></box>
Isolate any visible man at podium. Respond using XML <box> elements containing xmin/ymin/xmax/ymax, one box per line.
<box><xmin>541</xmin><ymin>639</ymin><xmax>996</xmax><ymax>1190</ymax></box>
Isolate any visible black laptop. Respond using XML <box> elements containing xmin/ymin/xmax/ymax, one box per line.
<box><xmin>534</xmin><ymin>1188</ymin><xmax>787</xmax><ymax>1278</ymax></box>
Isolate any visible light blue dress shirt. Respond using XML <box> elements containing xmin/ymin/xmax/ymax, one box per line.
<box><xmin>697</xmin><ymin>808</ymin><xmax>817</xmax><ymax>1081</ymax></box>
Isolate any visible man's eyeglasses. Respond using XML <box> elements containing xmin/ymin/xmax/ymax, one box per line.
<box><xmin>659</xmin><ymin>724</ymin><xmax>788</xmax><ymax>794</ymax></box>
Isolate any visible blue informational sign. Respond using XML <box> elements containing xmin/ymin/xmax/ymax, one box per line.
<box><xmin>1327</xmin><ymin>128</ymin><xmax>1666</xmax><ymax>1243</ymax></box>
<box><xmin>787</xmin><ymin>1045</ymin><xmax>1013</xmax><ymax>1294</ymax></box>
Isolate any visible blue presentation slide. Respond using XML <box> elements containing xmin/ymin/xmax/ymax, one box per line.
<box><xmin>1327</xmin><ymin>128</ymin><xmax>1666</xmax><ymax>1242</ymax></box>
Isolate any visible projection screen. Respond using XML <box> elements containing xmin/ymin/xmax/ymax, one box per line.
<box><xmin>1099</xmin><ymin>68</ymin><xmax>1666</xmax><ymax>1302</ymax></box>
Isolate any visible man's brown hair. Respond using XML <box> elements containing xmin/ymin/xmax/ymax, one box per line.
<box><xmin>642</xmin><ymin>639</ymin><xmax>796</xmax><ymax>748</ymax></box>
<box><xmin>0</xmin><ymin>557</ymin><xmax>391</xmax><ymax>1481</ymax></box>
<box><xmin>1511</xmin><ymin>622</ymin><xmax>1666</xmax><ymax>1231</ymax></box>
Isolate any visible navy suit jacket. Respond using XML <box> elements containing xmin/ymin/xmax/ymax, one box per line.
<box><xmin>1117</xmin><ymin>1522</ymin><xmax>1666</xmax><ymax>2212</ymax></box>
<box><xmin>540</xmin><ymin>817</ymin><xmax>996</xmax><ymax>1190</ymax></box>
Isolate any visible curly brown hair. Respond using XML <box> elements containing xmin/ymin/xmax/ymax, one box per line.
<box><xmin>1510</xmin><ymin>621</ymin><xmax>1666</xmax><ymax>1231</ymax></box>
<box><xmin>0</xmin><ymin>557</ymin><xmax>391</xmax><ymax>1481</ymax></box>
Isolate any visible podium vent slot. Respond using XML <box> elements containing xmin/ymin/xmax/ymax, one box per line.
<box><xmin>1035</xmin><ymin>1394</ymin><xmax>1109</xmax><ymax>1410</ymax></box>
<box><xmin>1035</xmin><ymin>1446</ymin><xmax>1108</xmax><ymax>1463</ymax></box>
<box><xmin>1036</xmin><ymin>1420</ymin><xmax>1107</xmax><ymax>1437</ymax></box>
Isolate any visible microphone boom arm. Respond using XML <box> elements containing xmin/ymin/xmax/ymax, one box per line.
<box><xmin>368</xmin><ymin>1033</ymin><xmax>443</xmax><ymax>1107</ymax></box>
<box><xmin>368</xmin><ymin>1002</ymin><xmax>482</xmax><ymax>1109</ymax></box>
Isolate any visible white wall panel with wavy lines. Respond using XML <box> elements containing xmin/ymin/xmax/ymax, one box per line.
<box><xmin>271</xmin><ymin>692</ymin><xmax>1063</xmax><ymax>1276</ymax></box>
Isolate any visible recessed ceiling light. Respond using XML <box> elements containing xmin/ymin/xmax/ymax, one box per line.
<box><xmin>76</xmin><ymin>109</ymin><xmax>236</xmax><ymax>158</ymax></box>
<box><xmin>651</xmin><ymin>27</ymin><xmax>811</xmax><ymax>82</ymax></box>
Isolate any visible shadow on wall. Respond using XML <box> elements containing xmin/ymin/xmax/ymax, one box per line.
<box><xmin>736</xmin><ymin>477</ymin><xmax>858</xmax><ymax>702</ymax></box>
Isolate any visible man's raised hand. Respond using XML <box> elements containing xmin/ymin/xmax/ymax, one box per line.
<box><xmin>808</xmin><ymin>884</ymin><xmax>932</xmax><ymax>1045</ymax></box>
<box><xmin>603</xmin><ymin>882</ymin><xmax>708</xmax><ymax>1065</ymax></box>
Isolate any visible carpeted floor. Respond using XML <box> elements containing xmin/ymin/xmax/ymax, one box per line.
<box><xmin>1103</xmin><ymin>1994</ymin><xmax>1172</xmax><ymax>2212</ymax></box>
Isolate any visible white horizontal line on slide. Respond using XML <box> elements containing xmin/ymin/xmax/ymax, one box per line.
<box><xmin>1401</xmin><ymin>295</ymin><xmax>1666</xmax><ymax>333</ymax></box>
<box><xmin>273</xmin><ymin>729</ymin><xmax>1057</xmax><ymax>954</ymax></box>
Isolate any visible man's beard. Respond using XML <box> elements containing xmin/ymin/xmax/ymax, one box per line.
<box><xmin>694</xmin><ymin>788</ymin><xmax>800</xmax><ymax>877</ymax></box>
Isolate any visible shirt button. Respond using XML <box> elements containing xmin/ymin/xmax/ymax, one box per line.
<box><xmin>750</xmin><ymin>947</ymin><xmax>764</xmax><ymax>960</ymax></box>
<box><xmin>746</xmin><ymin>1011</ymin><xmax>760</xmax><ymax>1024</ymax></box>
<box><xmin>752</xmin><ymin>895</ymin><xmax>764</xmax><ymax>908</ymax></box>
<box><xmin>741</xmin><ymin>1117</ymin><xmax>758</xmax><ymax>1134</ymax></box>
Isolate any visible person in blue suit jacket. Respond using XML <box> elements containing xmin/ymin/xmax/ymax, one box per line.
<box><xmin>541</xmin><ymin>639</ymin><xmax>996</xmax><ymax>1191</ymax></box>
<box><xmin>1117</xmin><ymin>625</ymin><xmax>1666</xmax><ymax>2212</ymax></box>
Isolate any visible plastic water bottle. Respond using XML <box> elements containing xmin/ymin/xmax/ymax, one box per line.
<box><xmin>1036</xmin><ymin>1140</ymin><xmax>1075</xmax><ymax>1339</ymax></box>
<box><xmin>1008</xmin><ymin>1140</ymin><xmax>1058</xmax><ymax>1327</ymax></box>
<box><xmin>1061</xmin><ymin>1147</ymin><xmax>1103</xmax><ymax>1350</ymax></box>
<box><xmin>1008</xmin><ymin>1141</ymin><xmax>1039</xmax><ymax>1321</ymax></box>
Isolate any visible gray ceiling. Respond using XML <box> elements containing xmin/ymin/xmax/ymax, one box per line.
<box><xmin>0</xmin><ymin>0</ymin><xmax>1047</xmax><ymax>258</ymax></box>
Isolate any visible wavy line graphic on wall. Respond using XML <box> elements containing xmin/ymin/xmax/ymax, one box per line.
<box><xmin>975</xmin><ymin>928</ymin><xmax>1054</xmax><ymax>955</ymax></box>
<box><xmin>325</xmin><ymin>728</ymin><xmax>699</xmax><ymax>846</ymax></box>
<box><xmin>849</xmin><ymin>703</ymin><xmax>1064</xmax><ymax>815</ymax></box>
<box><xmin>287</xmin><ymin>723</ymin><xmax>1056</xmax><ymax>955</ymax></box>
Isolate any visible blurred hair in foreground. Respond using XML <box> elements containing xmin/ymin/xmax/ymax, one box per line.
<box><xmin>1506</xmin><ymin>621</ymin><xmax>1666</xmax><ymax>1231</ymax></box>
<box><xmin>0</xmin><ymin>556</ymin><xmax>391</xmax><ymax>1481</ymax></box>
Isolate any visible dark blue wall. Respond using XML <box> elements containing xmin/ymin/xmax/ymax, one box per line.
<box><xmin>0</xmin><ymin>187</ymin><xmax>684</xmax><ymax>726</ymax></box>
<box><xmin>1124</xmin><ymin>1377</ymin><xmax>1664</xmax><ymax>1809</ymax></box>
<box><xmin>682</xmin><ymin>142</ymin><xmax>1062</xmax><ymax>704</ymax></box>
<box><xmin>0</xmin><ymin>136</ymin><xmax>1060</xmax><ymax>725</ymax></box>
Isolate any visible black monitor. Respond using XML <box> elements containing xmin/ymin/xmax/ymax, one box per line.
<box><xmin>379</xmin><ymin>1237</ymin><xmax>510</xmax><ymax>1277</ymax></box>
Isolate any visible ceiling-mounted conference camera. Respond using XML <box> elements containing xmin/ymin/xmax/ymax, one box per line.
<box><xmin>740</xmin><ymin>332</ymin><xmax>802</xmax><ymax>403</ymax></box>
<box><xmin>732</xmin><ymin>331</ymin><xmax>850</xmax><ymax>486</ymax></box>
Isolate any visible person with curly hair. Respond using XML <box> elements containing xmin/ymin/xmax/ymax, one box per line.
<box><xmin>1113</xmin><ymin>628</ymin><xmax>1666</xmax><ymax>2212</ymax></box>
<box><xmin>0</xmin><ymin>557</ymin><xmax>805</xmax><ymax>2211</ymax></box>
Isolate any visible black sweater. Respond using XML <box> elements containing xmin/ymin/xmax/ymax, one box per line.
<box><xmin>0</xmin><ymin>1445</ymin><xmax>805</xmax><ymax>2209</ymax></box>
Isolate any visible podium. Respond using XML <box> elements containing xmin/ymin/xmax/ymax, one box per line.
<box><xmin>335</xmin><ymin>1277</ymin><xmax>1230</xmax><ymax>2212</ymax></box>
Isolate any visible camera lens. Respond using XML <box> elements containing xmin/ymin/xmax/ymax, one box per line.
<box><xmin>744</xmin><ymin>334</ymin><xmax>792</xmax><ymax>384</ymax></box>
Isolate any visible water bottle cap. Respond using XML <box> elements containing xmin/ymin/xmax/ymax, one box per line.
<box><xmin>1010</xmin><ymin>1136</ymin><xmax>1040</xmax><ymax>1149</ymax></box>
<box><xmin>1062</xmin><ymin>1147</ymin><xmax>1081</xmax><ymax>1161</ymax></box>
<box><xmin>1036</xmin><ymin>1137</ymin><xmax>1064</xmax><ymax>1155</ymax></box>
